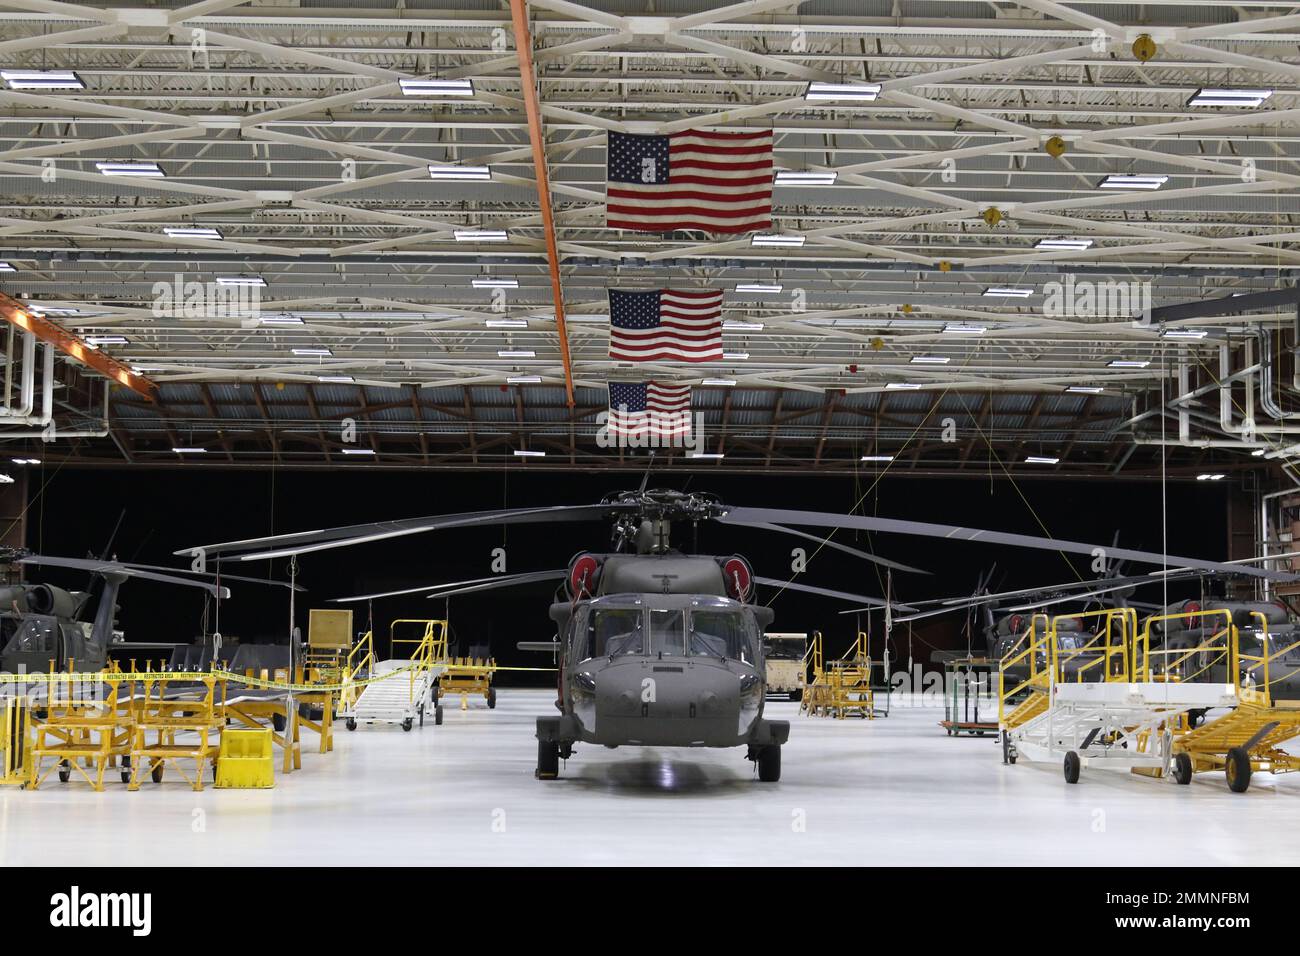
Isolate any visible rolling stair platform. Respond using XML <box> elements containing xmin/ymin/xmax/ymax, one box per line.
<box><xmin>342</xmin><ymin>619</ymin><xmax>448</xmax><ymax>733</ymax></box>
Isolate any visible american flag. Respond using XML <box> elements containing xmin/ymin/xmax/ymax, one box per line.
<box><xmin>608</xmin><ymin>288</ymin><xmax>724</xmax><ymax>363</ymax></box>
<box><xmin>607</xmin><ymin>382</ymin><xmax>693</xmax><ymax>440</ymax></box>
<box><xmin>606</xmin><ymin>129</ymin><xmax>773</xmax><ymax>234</ymax></box>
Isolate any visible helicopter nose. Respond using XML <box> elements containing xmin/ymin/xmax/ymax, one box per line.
<box><xmin>585</xmin><ymin>661</ymin><xmax>747</xmax><ymax>747</ymax></box>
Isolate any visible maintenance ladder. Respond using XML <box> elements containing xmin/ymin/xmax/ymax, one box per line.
<box><xmin>343</xmin><ymin>619</ymin><xmax>447</xmax><ymax>732</ymax></box>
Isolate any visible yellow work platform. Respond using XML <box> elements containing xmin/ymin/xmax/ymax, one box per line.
<box><xmin>434</xmin><ymin>656</ymin><xmax>497</xmax><ymax>714</ymax></box>
<box><xmin>1174</xmin><ymin>700</ymin><xmax>1300</xmax><ymax>792</ymax></box>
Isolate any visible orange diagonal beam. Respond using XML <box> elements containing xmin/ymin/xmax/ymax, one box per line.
<box><xmin>509</xmin><ymin>0</ymin><xmax>575</xmax><ymax>408</ymax></box>
<box><xmin>0</xmin><ymin>291</ymin><xmax>156</xmax><ymax>400</ymax></box>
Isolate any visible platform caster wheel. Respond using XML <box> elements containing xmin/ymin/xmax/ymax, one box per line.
<box><xmin>120</xmin><ymin>756</ymin><xmax>131</xmax><ymax>784</ymax></box>
<box><xmin>1172</xmin><ymin>752</ymin><xmax>1193</xmax><ymax>786</ymax></box>
<box><xmin>487</xmin><ymin>687</ymin><xmax>497</xmax><ymax>709</ymax></box>
<box><xmin>1063</xmin><ymin>750</ymin><xmax>1081</xmax><ymax>784</ymax></box>
<box><xmin>757</xmin><ymin>744</ymin><xmax>781</xmax><ymax>782</ymax></box>
<box><xmin>58</xmin><ymin>761</ymin><xmax>70</xmax><ymax>784</ymax></box>
<box><xmin>272</xmin><ymin>713</ymin><xmax>286</xmax><ymax>732</ymax></box>
<box><xmin>346</xmin><ymin>718</ymin><xmax>357</xmax><ymax>731</ymax></box>
<box><xmin>151</xmin><ymin>763</ymin><xmax>164</xmax><ymax>784</ymax></box>
<box><xmin>1226</xmin><ymin>746</ymin><xmax>1252</xmax><ymax>793</ymax></box>
<box><xmin>402</xmin><ymin>718</ymin><xmax>413</xmax><ymax>732</ymax></box>
<box><xmin>121</xmin><ymin>771</ymin><xmax>131</xmax><ymax>784</ymax></box>
<box><xmin>435</xmin><ymin>704</ymin><xmax>444</xmax><ymax>726</ymax></box>
<box><xmin>536</xmin><ymin>740</ymin><xmax>560</xmax><ymax>779</ymax></box>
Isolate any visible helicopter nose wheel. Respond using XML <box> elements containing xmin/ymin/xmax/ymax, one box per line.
<box><xmin>755</xmin><ymin>744</ymin><xmax>781</xmax><ymax>782</ymax></box>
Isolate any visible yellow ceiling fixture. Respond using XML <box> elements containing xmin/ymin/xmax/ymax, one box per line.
<box><xmin>1044</xmin><ymin>135</ymin><xmax>1067</xmax><ymax>159</ymax></box>
<box><xmin>1132</xmin><ymin>33</ymin><xmax>1157</xmax><ymax>62</ymax></box>
<box><xmin>982</xmin><ymin>207</ymin><xmax>1003</xmax><ymax>228</ymax></box>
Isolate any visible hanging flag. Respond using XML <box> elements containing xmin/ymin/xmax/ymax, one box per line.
<box><xmin>608</xmin><ymin>288</ymin><xmax>723</xmax><ymax>363</ymax></box>
<box><xmin>607</xmin><ymin>381</ymin><xmax>693</xmax><ymax>440</ymax></box>
<box><xmin>606</xmin><ymin>129</ymin><xmax>773</xmax><ymax>234</ymax></box>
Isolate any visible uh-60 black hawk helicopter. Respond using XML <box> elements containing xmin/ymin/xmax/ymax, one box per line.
<box><xmin>177</xmin><ymin>484</ymin><xmax>1295</xmax><ymax>783</ymax></box>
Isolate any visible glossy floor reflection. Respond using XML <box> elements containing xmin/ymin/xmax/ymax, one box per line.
<box><xmin>2</xmin><ymin>689</ymin><xmax>1297</xmax><ymax>866</ymax></box>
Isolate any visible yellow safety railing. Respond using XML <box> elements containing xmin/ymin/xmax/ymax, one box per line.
<box><xmin>997</xmin><ymin>613</ymin><xmax>1052</xmax><ymax>724</ymax></box>
<box><xmin>1137</xmin><ymin>609</ymin><xmax>1234</xmax><ymax>690</ymax></box>
<box><xmin>389</xmin><ymin>619</ymin><xmax>449</xmax><ymax>708</ymax></box>
<box><xmin>1238</xmin><ymin>611</ymin><xmax>1300</xmax><ymax>704</ymax></box>
<box><xmin>1050</xmin><ymin>607</ymin><xmax>1138</xmax><ymax>683</ymax></box>
<box><xmin>340</xmin><ymin>629</ymin><xmax>375</xmax><ymax>711</ymax></box>
<box><xmin>803</xmin><ymin>630</ymin><xmax>823</xmax><ymax>684</ymax></box>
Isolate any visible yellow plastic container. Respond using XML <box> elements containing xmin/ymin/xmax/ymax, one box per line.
<box><xmin>214</xmin><ymin>728</ymin><xmax>275</xmax><ymax>789</ymax></box>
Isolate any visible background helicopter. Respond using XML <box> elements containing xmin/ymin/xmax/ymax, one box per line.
<box><xmin>176</xmin><ymin>479</ymin><xmax>1293</xmax><ymax>784</ymax></box>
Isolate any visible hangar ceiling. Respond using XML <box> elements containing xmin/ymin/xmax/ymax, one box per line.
<box><xmin>0</xmin><ymin>0</ymin><xmax>1298</xmax><ymax>474</ymax></box>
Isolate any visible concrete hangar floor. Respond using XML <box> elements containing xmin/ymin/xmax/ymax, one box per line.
<box><xmin>1</xmin><ymin>690</ymin><xmax>1292</xmax><ymax>867</ymax></box>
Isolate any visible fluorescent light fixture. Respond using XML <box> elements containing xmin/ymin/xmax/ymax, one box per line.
<box><xmin>1035</xmin><ymin>238</ymin><xmax>1093</xmax><ymax>250</ymax></box>
<box><xmin>164</xmin><ymin>226</ymin><xmax>223</xmax><ymax>240</ymax></box>
<box><xmin>1108</xmin><ymin>359</ymin><xmax>1150</xmax><ymax>368</ymax></box>
<box><xmin>33</xmin><ymin>307</ymin><xmax>80</xmax><ymax>315</ymax></box>
<box><xmin>690</xmin><ymin>453</ymin><xmax>725</xmax><ymax>460</ymax></box>
<box><xmin>498</xmin><ymin>350</ymin><xmax>535</xmax><ymax>358</ymax></box>
<box><xmin>1252</xmin><ymin>449</ymin><xmax>1267</xmax><ymax>457</ymax></box>
<box><xmin>910</xmin><ymin>355</ymin><xmax>950</xmax><ymax>365</ymax></box>
<box><xmin>400</xmin><ymin>78</ymin><xmax>474</xmax><ymax>97</ymax></box>
<box><xmin>722</xmin><ymin>352</ymin><xmax>750</xmax><ymax>361</ymax></box>
<box><xmin>734</xmin><ymin>283</ymin><xmax>783</xmax><ymax>293</ymax></box>
<box><xmin>259</xmin><ymin>314</ymin><xmax>304</xmax><ymax>326</ymax></box>
<box><xmin>774</xmin><ymin>170</ymin><xmax>838</xmax><ymax>186</ymax></box>
<box><xmin>1025</xmin><ymin>456</ymin><xmax>1060</xmax><ymax>464</ymax></box>
<box><xmin>723</xmin><ymin>321</ymin><xmax>764</xmax><ymax>331</ymax></box>
<box><xmin>429</xmin><ymin>165</ymin><xmax>492</xmax><ymax>181</ymax></box>
<box><xmin>885</xmin><ymin>382</ymin><xmax>922</xmax><ymax>390</ymax></box>
<box><xmin>215</xmin><ymin>275</ymin><xmax>266</xmax><ymax>287</ymax></box>
<box><xmin>702</xmin><ymin>378</ymin><xmax>736</xmax><ymax>386</ymax></box>
<box><xmin>292</xmin><ymin>348</ymin><xmax>332</xmax><ymax>356</ymax></box>
<box><xmin>1189</xmin><ymin>88</ymin><xmax>1273</xmax><ymax>108</ymax></box>
<box><xmin>1098</xmin><ymin>174</ymin><xmax>1168</xmax><ymax>190</ymax></box>
<box><xmin>10</xmin><ymin>458</ymin><xmax>39</xmax><ymax>465</ymax></box>
<box><xmin>751</xmin><ymin>234</ymin><xmax>805</xmax><ymax>247</ymax></box>
<box><xmin>172</xmin><ymin>447</ymin><xmax>207</xmax><ymax>454</ymax></box>
<box><xmin>861</xmin><ymin>455</ymin><xmax>894</xmax><ymax>462</ymax></box>
<box><xmin>85</xmin><ymin>335</ymin><xmax>128</xmax><ymax>346</ymax></box>
<box><xmin>472</xmin><ymin>278</ymin><xmax>518</xmax><ymax>289</ymax></box>
<box><xmin>983</xmin><ymin>287</ymin><xmax>1034</xmax><ymax>297</ymax></box>
<box><xmin>1196</xmin><ymin>473</ymin><xmax>1226</xmax><ymax>481</ymax></box>
<box><xmin>507</xmin><ymin>375</ymin><xmax>541</xmax><ymax>384</ymax></box>
<box><xmin>341</xmin><ymin>448</ymin><xmax>375</xmax><ymax>455</ymax></box>
<box><xmin>0</xmin><ymin>262</ymin><xmax>14</xmax><ymax>272</ymax></box>
<box><xmin>513</xmin><ymin>449</ymin><xmax>545</xmax><ymax>458</ymax></box>
<box><xmin>96</xmin><ymin>161</ymin><xmax>164</xmax><ymax>178</ymax></box>
<box><xmin>943</xmin><ymin>324</ymin><xmax>986</xmax><ymax>335</ymax></box>
<box><xmin>805</xmin><ymin>82</ymin><xmax>882</xmax><ymax>101</ymax></box>
<box><xmin>318</xmin><ymin>375</ymin><xmax>355</xmax><ymax>383</ymax></box>
<box><xmin>1161</xmin><ymin>328</ymin><xmax>1209</xmax><ymax>339</ymax></box>
<box><xmin>454</xmin><ymin>229</ymin><xmax>509</xmax><ymax>242</ymax></box>
<box><xmin>485</xmin><ymin>319</ymin><xmax>528</xmax><ymax>328</ymax></box>
<box><xmin>1065</xmin><ymin>385</ymin><xmax>1104</xmax><ymax>394</ymax></box>
<box><xmin>1</xmin><ymin>69</ymin><xmax>84</xmax><ymax>90</ymax></box>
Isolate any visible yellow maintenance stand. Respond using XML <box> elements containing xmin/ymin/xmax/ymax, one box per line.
<box><xmin>801</xmin><ymin>632</ymin><xmax>880</xmax><ymax>719</ymax></box>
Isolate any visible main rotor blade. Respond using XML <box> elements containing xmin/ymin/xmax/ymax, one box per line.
<box><xmin>19</xmin><ymin>555</ymin><xmax>230</xmax><ymax>598</ymax></box>
<box><xmin>753</xmin><ymin>576</ymin><xmax>917</xmax><ymax>613</ymax></box>
<box><xmin>178</xmin><ymin>504</ymin><xmax>634</xmax><ymax>562</ymax></box>
<box><xmin>333</xmin><ymin>570</ymin><xmax>566</xmax><ymax>604</ymax></box>
<box><xmin>722</xmin><ymin>521</ymin><xmax>929</xmax><ymax>575</ymax></box>
<box><xmin>114</xmin><ymin>560</ymin><xmax>305</xmax><ymax>592</ymax></box>
<box><xmin>720</xmin><ymin>507</ymin><xmax>1299</xmax><ymax>583</ymax></box>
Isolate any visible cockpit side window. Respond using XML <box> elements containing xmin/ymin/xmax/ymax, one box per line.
<box><xmin>4</xmin><ymin>618</ymin><xmax>58</xmax><ymax>656</ymax></box>
<box><xmin>586</xmin><ymin>608</ymin><xmax>644</xmax><ymax>658</ymax></box>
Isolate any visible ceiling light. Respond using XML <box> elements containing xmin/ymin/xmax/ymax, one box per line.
<box><xmin>1065</xmin><ymin>386</ymin><xmax>1104</xmax><ymax>394</ymax></box>
<box><xmin>215</xmin><ymin>275</ymin><xmax>266</xmax><ymax>287</ymax></box>
<box><xmin>164</xmin><ymin>226</ymin><xmax>223</xmax><ymax>240</ymax></box>
<box><xmin>722</xmin><ymin>352</ymin><xmax>750</xmax><ymax>361</ymax></box>
<box><xmin>1252</xmin><ymin>449</ymin><xmax>1267</xmax><ymax>457</ymax></box>
<box><xmin>910</xmin><ymin>355</ymin><xmax>950</xmax><ymax>364</ymax></box>
<box><xmin>1</xmin><ymin>69</ymin><xmax>84</xmax><ymax>90</ymax></box>
<box><xmin>690</xmin><ymin>452</ymin><xmax>725</xmax><ymax>459</ymax></box>
<box><xmin>885</xmin><ymin>382</ymin><xmax>922</xmax><ymax>390</ymax></box>
<box><xmin>805</xmin><ymin>82</ymin><xmax>882</xmax><ymax>101</ymax></box>
<box><xmin>84</xmin><ymin>335</ymin><xmax>128</xmax><ymax>346</ymax></box>
<box><xmin>723</xmin><ymin>321</ymin><xmax>764</xmax><ymax>331</ymax></box>
<box><xmin>751</xmin><ymin>234</ymin><xmax>805</xmax><ymax>247</ymax></box>
<box><xmin>1189</xmin><ymin>88</ymin><xmax>1273</xmax><ymax>108</ymax></box>
<box><xmin>507</xmin><ymin>375</ymin><xmax>541</xmax><ymax>384</ymax></box>
<box><xmin>259</xmin><ymin>314</ymin><xmax>304</xmax><ymax>326</ymax></box>
<box><xmin>1197</xmin><ymin>473</ymin><xmax>1226</xmax><ymax>481</ymax></box>
<box><xmin>318</xmin><ymin>375</ymin><xmax>355</xmax><ymax>383</ymax></box>
<box><xmin>1108</xmin><ymin>359</ymin><xmax>1150</xmax><ymax>368</ymax></box>
<box><xmin>429</xmin><ymin>165</ymin><xmax>492</xmax><ymax>181</ymax></box>
<box><xmin>702</xmin><ymin>378</ymin><xmax>736</xmax><ymax>386</ymax></box>
<box><xmin>292</xmin><ymin>348</ymin><xmax>332</xmax><ymax>356</ymax></box>
<box><xmin>472</xmin><ymin>278</ymin><xmax>518</xmax><ymax>289</ymax></box>
<box><xmin>498</xmin><ymin>350</ymin><xmax>535</xmax><ymax>358</ymax></box>
<box><xmin>485</xmin><ymin>319</ymin><xmax>528</xmax><ymax>328</ymax></box>
<box><xmin>96</xmin><ymin>162</ymin><xmax>164</xmax><ymax>178</ymax></box>
<box><xmin>1025</xmin><ymin>456</ymin><xmax>1060</xmax><ymax>464</ymax></box>
<box><xmin>943</xmin><ymin>324</ymin><xmax>986</xmax><ymax>335</ymax></box>
<box><xmin>172</xmin><ymin>447</ymin><xmax>207</xmax><ymax>454</ymax></box>
<box><xmin>513</xmin><ymin>449</ymin><xmax>545</xmax><ymax>458</ymax></box>
<box><xmin>10</xmin><ymin>458</ymin><xmax>39</xmax><ymax>465</ymax></box>
<box><xmin>734</xmin><ymin>283</ymin><xmax>783</xmax><ymax>293</ymax></box>
<box><xmin>341</xmin><ymin>448</ymin><xmax>375</xmax><ymax>455</ymax></box>
<box><xmin>0</xmin><ymin>475</ymin><xmax>13</xmax><ymax>485</ymax></box>
<box><xmin>1161</xmin><ymin>328</ymin><xmax>1209</xmax><ymax>339</ymax></box>
<box><xmin>400</xmin><ymin>78</ymin><xmax>475</xmax><ymax>97</ymax></box>
<box><xmin>1035</xmin><ymin>238</ymin><xmax>1093</xmax><ymax>250</ymax></box>
<box><xmin>454</xmin><ymin>229</ymin><xmax>509</xmax><ymax>242</ymax></box>
<box><xmin>861</xmin><ymin>455</ymin><xmax>893</xmax><ymax>462</ymax></box>
<box><xmin>774</xmin><ymin>170</ymin><xmax>837</xmax><ymax>186</ymax></box>
<box><xmin>1098</xmin><ymin>174</ymin><xmax>1168</xmax><ymax>190</ymax></box>
<box><xmin>983</xmin><ymin>287</ymin><xmax>1034</xmax><ymax>297</ymax></box>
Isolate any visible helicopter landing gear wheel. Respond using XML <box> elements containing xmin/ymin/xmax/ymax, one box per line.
<box><xmin>345</xmin><ymin>718</ymin><xmax>357</xmax><ymax>731</ymax></box>
<box><xmin>1063</xmin><ymin>750</ymin><xmax>1081</xmax><ymax>784</ymax></box>
<box><xmin>536</xmin><ymin>740</ymin><xmax>560</xmax><ymax>779</ymax></box>
<box><xmin>1172</xmin><ymin>752</ymin><xmax>1193</xmax><ymax>785</ymax></box>
<box><xmin>401</xmin><ymin>718</ymin><xmax>413</xmax><ymax>732</ymax></box>
<box><xmin>756</xmin><ymin>745</ymin><xmax>781</xmax><ymax>782</ymax></box>
<box><xmin>487</xmin><ymin>687</ymin><xmax>497</xmax><ymax>709</ymax></box>
<box><xmin>58</xmin><ymin>761</ymin><xmax>70</xmax><ymax>783</ymax></box>
<box><xmin>1226</xmin><ymin>746</ymin><xmax>1252</xmax><ymax>793</ymax></box>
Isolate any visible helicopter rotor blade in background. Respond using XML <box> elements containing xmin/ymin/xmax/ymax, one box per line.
<box><xmin>333</xmin><ymin>570</ymin><xmax>567</xmax><ymax>604</ymax></box>
<box><xmin>111</xmin><ymin>560</ymin><xmax>305</xmax><ymax>592</ymax></box>
<box><xmin>717</xmin><ymin>506</ymin><xmax>1299</xmax><ymax>583</ymax></box>
<box><xmin>753</xmin><ymin>576</ymin><xmax>917</xmax><ymax>613</ymax></box>
<box><xmin>721</xmin><ymin>521</ymin><xmax>929</xmax><ymax>575</ymax></box>
<box><xmin>19</xmin><ymin>555</ymin><xmax>230</xmax><ymax>599</ymax></box>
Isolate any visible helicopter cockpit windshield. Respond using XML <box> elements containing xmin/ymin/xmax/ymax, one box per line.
<box><xmin>582</xmin><ymin>600</ymin><xmax>757</xmax><ymax>664</ymax></box>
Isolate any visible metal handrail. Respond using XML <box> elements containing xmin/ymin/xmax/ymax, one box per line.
<box><xmin>997</xmin><ymin>613</ymin><xmax>1052</xmax><ymax>724</ymax></box>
